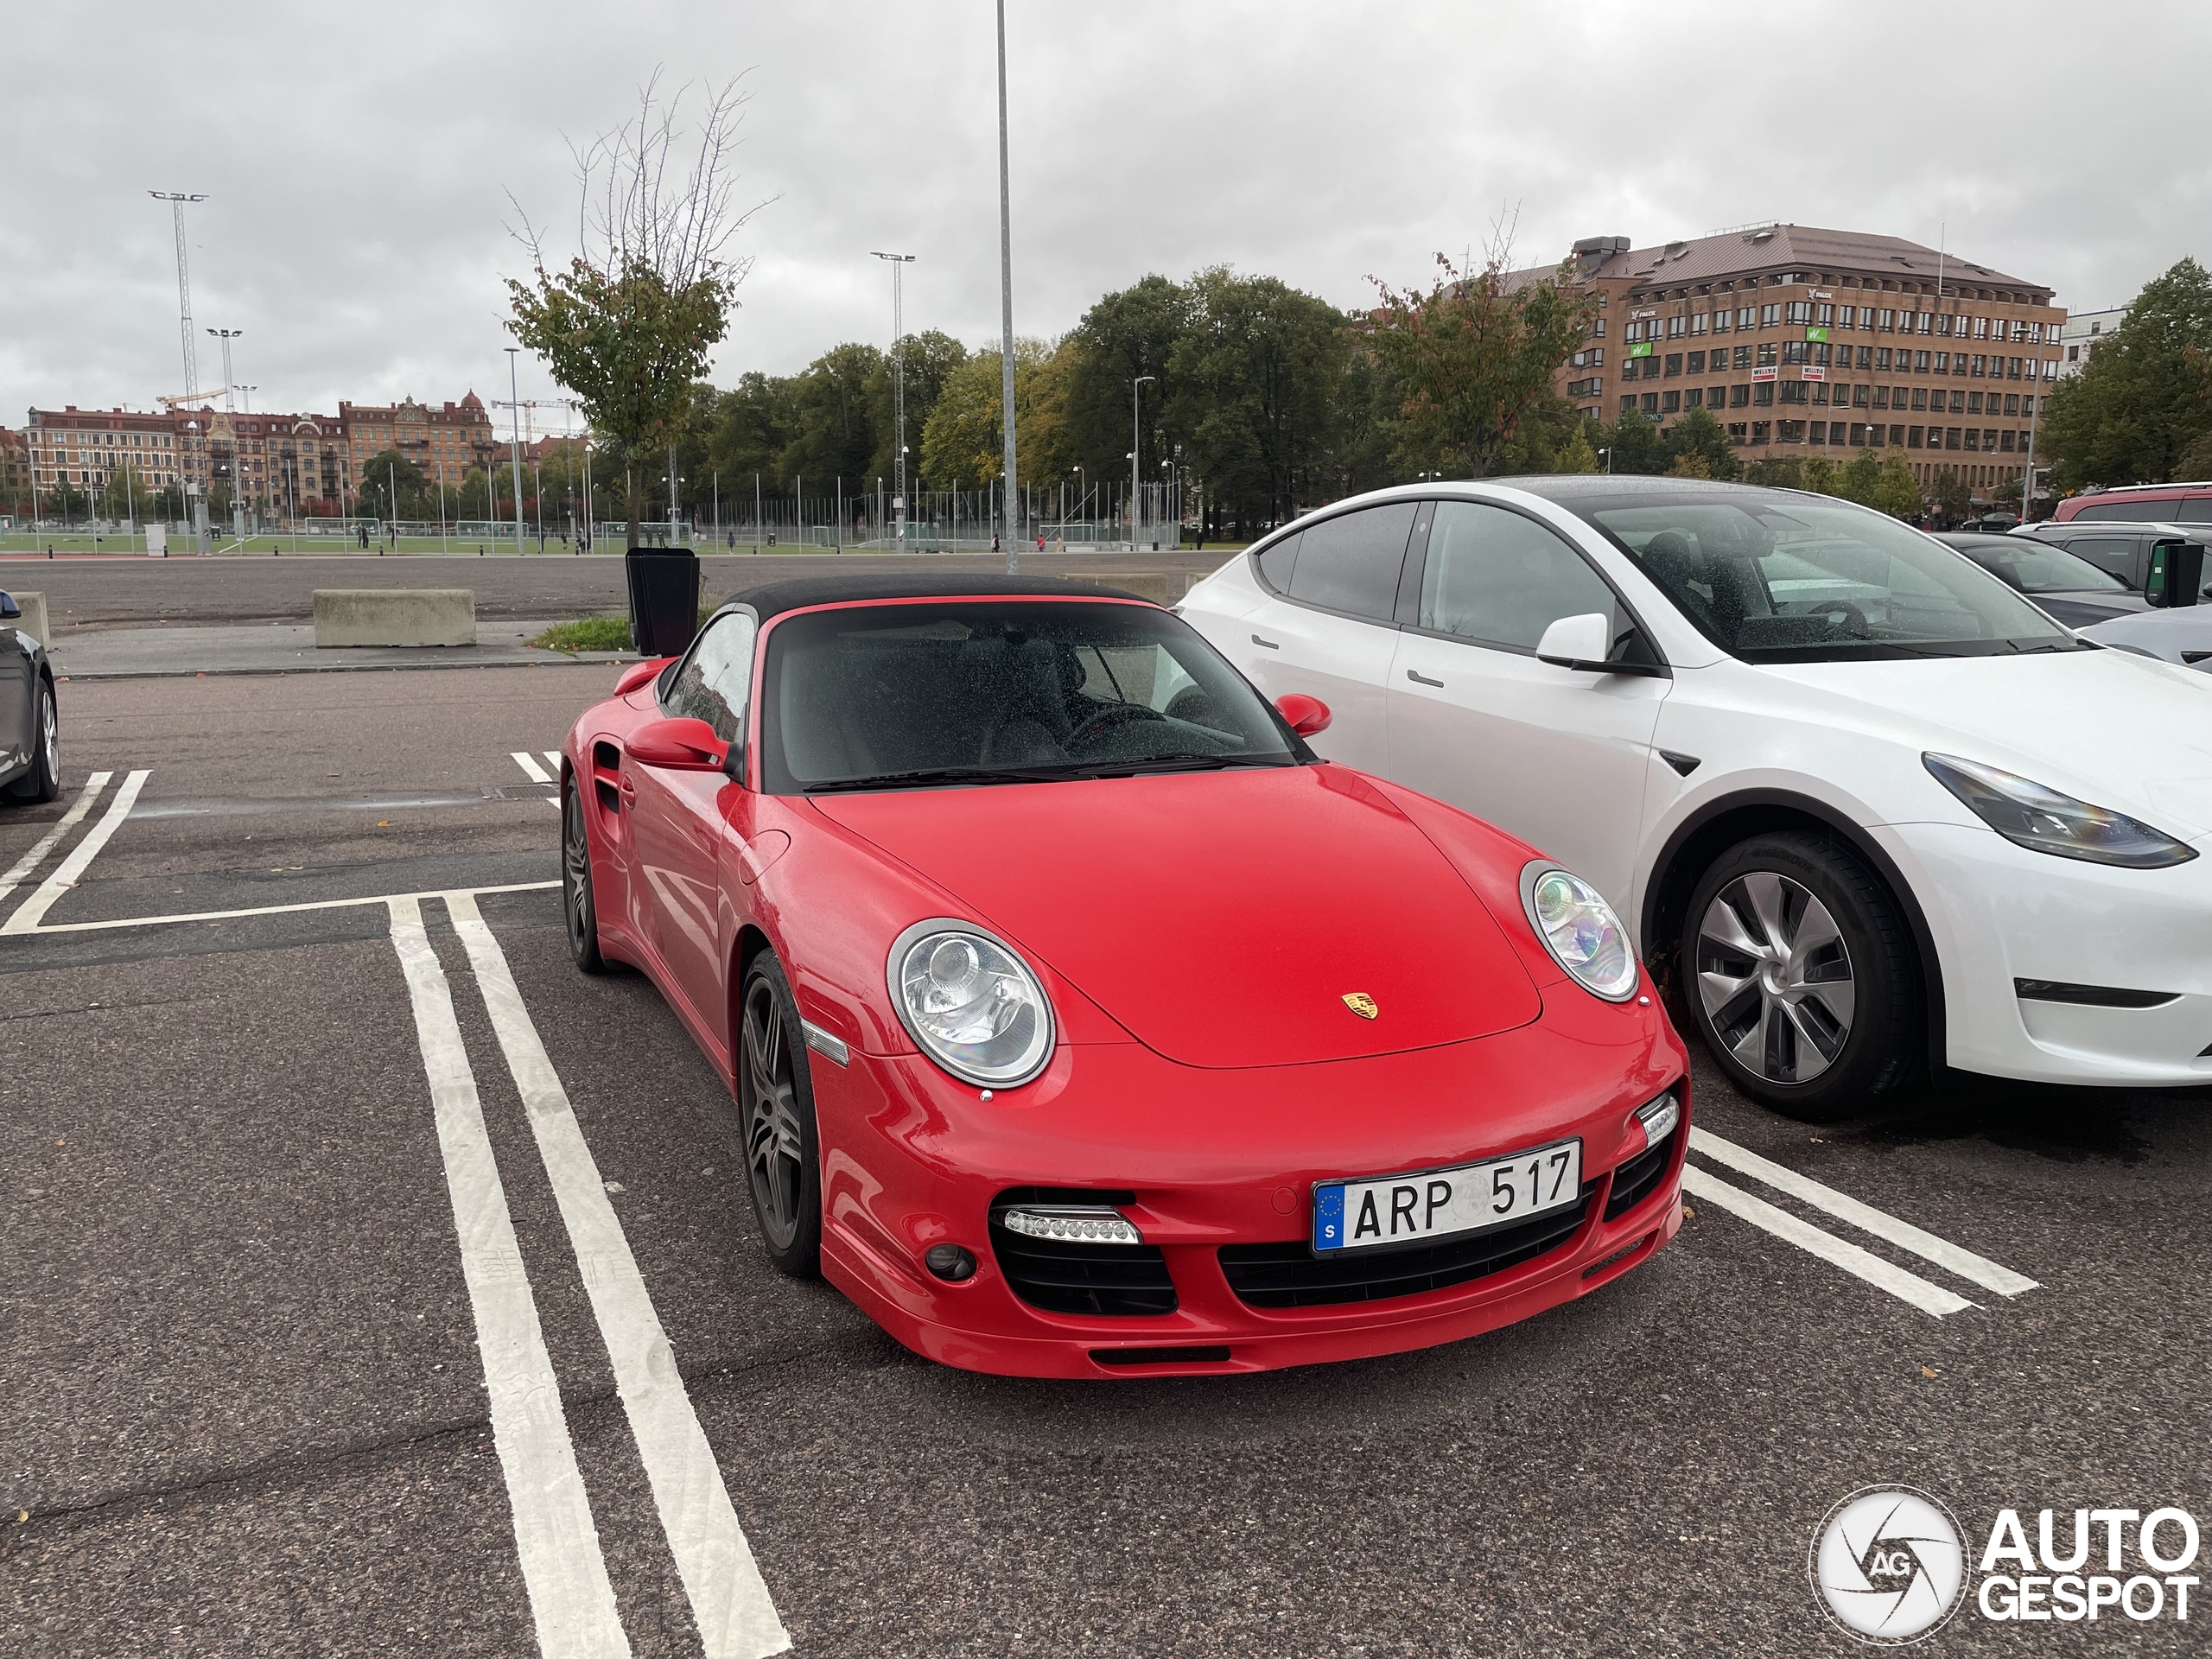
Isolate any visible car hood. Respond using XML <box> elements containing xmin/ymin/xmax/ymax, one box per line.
<box><xmin>2031</xmin><ymin>590</ymin><xmax>2148</xmax><ymax>629</ymax></box>
<box><xmin>808</xmin><ymin>764</ymin><xmax>1543</xmax><ymax>1068</ymax></box>
<box><xmin>1757</xmin><ymin>646</ymin><xmax>2212</xmax><ymax>842</ymax></box>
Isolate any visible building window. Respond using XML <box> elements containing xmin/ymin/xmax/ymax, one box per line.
<box><xmin>1686</xmin><ymin>387</ymin><xmax>1704</xmax><ymax>408</ymax></box>
<box><xmin>1950</xmin><ymin>389</ymin><xmax>1967</xmax><ymax>412</ymax></box>
<box><xmin>1909</xmin><ymin>426</ymin><xmax>1925</xmax><ymax>448</ymax></box>
<box><xmin>1852</xmin><ymin>384</ymin><xmax>1870</xmax><ymax>408</ymax></box>
<box><xmin>1664</xmin><ymin>353</ymin><xmax>1682</xmax><ymax>378</ymax></box>
<box><xmin>1909</xmin><ymin>387</ymin><xmax>1927</xmax><ymax>410</ymax></box>
<box><xmin>1687</xmin><ymin>350</ymin><xmax>1705</xmax><ymax>374</ymax></box>
<box><xmin>2000</xmin><ymin>429</ymin><xmax>2016</xmax><ymax>452</ymax></box>
<box><xmin>1946</xmin><ymin>428</ymin><xmax>1962</xmax><ymax>450</ymax></box>
<box><xmin>1933</xmin><ymin>352</ymin><xmax>1950</xmax><ymax>374</ymax></box>
<box><xmin>1888</xmin><ymin>425</ymin><xmax>1905</xmax><ymax>447</ymax></box>
<box><xmin>1662</xmin><ymin>391</ymin><xmax>1681</xmax><ymax>413</ymax></box>
<box><xmin>1850</xmin><ymin>423</ymin><xmax>1869</xmax><ymax>447</ymax></box>
<box><xmin>1854</xmin><ymin>346</ymin><xmax>1872</xmax><ymax>369</ymax></box>
<box><xmin>1969</xmin><ymin>354</ymin><xmax>1986</xmax><ymax>377</ymax></box>
<box><xmin>1784</xmin><ymin>302</ymin><xmax>1811</xmax><ymax>325</ymax></box>
<box><xmin>1967</xmin><ymin>391</ymin><xmax>1983</xmax><ymax>414</ymax></box>
<box><xmin>1809</xmin><ymin>422</ymin><xmax>1827</xmax><ymax>445</ymax></box>
<box><xmin>1757</xmin><ymin>342</ymin><xmax>1777</xmax><ymax>367</ymax></box>
<box><xmin>1669</xmin><ymin>315</ymin><xmax>1686</xmax><ymax>339</ymax></box>
<box><xmin>1641</xmin><ymin>393</ymin><xmax>1660</xmax><ymax>416</ymax></box>
<box><xmin>2004</xmin><ymin>394</ymin><xmax>2020</xmax><ymax>416</ymax></box>
<box><xmin>1780</xmin><ymin>381</ymin><xmax>1810</xmax><ymax>405</ymax></box>
<box><xmin>1753</xmin><ymin>383</ymin><xmax>1776</xmax><ymax>407</ymax></box>
<box><xmin>1815</xmin><ymin>304</ymin><xmax>1834</xmax><ymax>327</ymax></box>
<box><xmin>1733</xmin><ymin>345</ymin><xmax>1753</xmax><ymax>370</ymax></box>
<box><xmin>1750</xmin><ymin>421</ymin><xmax>1771</xmax><ymax>445</ymax></box>
<box><xmin>1730</xmin><ymin>384</ymin><xmax>1750</xmax><ymax>408</ymax></box>
<box><xmin>1710</xmin><ymin>310</ymin><xmax>1730</xmax><ymax>334</ymax></box>
<box><xmin>1727</xmin><ymin>423</ymin><xmax>1748</xmax><ymax>442</ymax></box>
<box><xmin>1738</xmin><ymin>306</ymin><xmax>1758</xmax><ymax>330</ymax></box>
<box><xmin>1783</xmin><ymin>340</ymin><xmax>1808</xmax><ymax>365</ymax></box>
<box><xmin>1814</xmin><ymin>383</ymin><xmax>1833</xmax><ymax>406</ymax></box>
<box><xmin>1690</xmin><ymin>311</ymin><xmax>1709</xmax><ymax>335</ymax></box>
<box><xmin>1778</xmin><ymin>420</ymin><xmax>1806</xmax><ymax>443</ymax></box>
<box><xmin>2006</xmin><ymin>357</ymin><xmax>2022</xmax><ymax>379</ymax></box>
<box><xmin>1814</xmin><ymin>343</ymin><xmax>1834</xmax><ymax>367</ymax></box>
<box><xmin>1914</xmin><ymin>351</ymin><xmax>1931</xmax><ymax>373</ymax></box>
<box><xmin>1916</xmin><ymin>312</ymin><xmax>1934</xmax><ymax>334</ymax></box>
<box><xmin>1760</xmin><ymin>304</ymin><xmax>1781</xmax><ymax>327</ymax></box>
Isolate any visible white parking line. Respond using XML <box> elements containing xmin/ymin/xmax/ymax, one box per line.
<box><xmin>543</xmin><ymin>751</ymin><xmax>563</xmax><ymax>773</ymax></box>
<box><xmin>1680</xmin><ymin>1166</ymin><xmax>1977</xmax><ymax>1319</ymax></box>
<box><xmin>512</xmin><ymin>752</ymin><xmax>556</xmax><ymax>785</ymax></box>
<box><xmin>448</xmin><ymin>892</ymin><xmax>790</xmax><ymax>1659</ymax></box>
<box><xmin>1</xmin><ymin>769</ymin><xmax>150</xmax><ymax>935</ymax></box>
<box><xmin>388</xmin><ymin>896</ymin><xmax>632</xmax><ymax>1659</ymax></box>
<box><xmin>4</xmin><ymin>879</ymin><xmax>560</xmax><ymax>935</ymax></box>
<box><xmin>1691</xmin><ymin>1128</ymin><xmax>2039</xmax><ymax>1298</ymax></box>
<box><xmin>0</xmin><ymin>769</ymin><xmax>112</xmax><ymax>904</ymax></box>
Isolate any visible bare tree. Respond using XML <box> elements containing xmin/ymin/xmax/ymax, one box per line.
<box><xmin>507</xmin><ymin>71</ymin><xmax>770</xmax><ymax>543</ymax></box>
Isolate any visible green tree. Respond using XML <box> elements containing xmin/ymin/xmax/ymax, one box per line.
<box><xmin>99</xmin><ymin>461</ymin><xmax>159</xmax><ymax>520</ymax></box>
<box><xmin>1802</xmin><ymin>455</ymin><xmax>1840</xmax><ymax>496</ymax></box>
<box><xmin>1743</xmin><ymin>455</ymin><xmax>1805</xmax><ymax>489</ymax></box>
<box><xmin>1661</xmin><ymin>404</ymin><xmax>1740</xmax><ymax>480</ymax></box>
<box><xmin>1166</xmin><ymin>268</ymin><xmax>1351</xmax><ymax>534</ymax></box>
<box><xmin>869</xmin><ymin>330</ymin><xmax>967</xmax><ymax>486</ymax></box>
<box><xmin>2041</xmin><ymin>257</ymin><xmax>2212</xmax><ymax>489</ymax></box>
<box><xmin>1599</xmin><ymin>407</ymin><xmax>1668</xmax><ymax>474</ymax></box>
<box><xmin>1930</xmin><ymin>467</ymin><xmax>1971</xmax><ymax>522</ymax></box>
<box><xmin>1555</xmin><ymin>427</ymin><xmax>1601</xmax><ymax>474</ymax></box>
<box><xmin>781</xmin><ymin>343</ymin><xmax>883</xmax><ymax>494</ymax></box>
<box><xmin>1063</xmin><ymin>275</ymin><xmax>1191</xmax><ymax>486</ymax></box>
<box><xmin>708</xmin><ymin>372</ymin><xmax>800</xmax><ymax>491</ymax></box>
<box><xmin>506</xmin><ymin>76</ymin><xmax>756</xmax><ymax>543</ymax></box>
<box><xmin>358</xmin><ymin>449</ymin><xmax>432</xmax><ymax>522</ymax></box>
<box><xmin>1869</xmin><ymin>456</ymin><xmax>1923</xmax><ymax>519</ymax></box>
<box><xmin>919</xmin><ymin>340</ymin><xmax>1065</xmax><ymax>493</ymax></box>
<box><xmin>1833</xmin><ymin>450</ymin><xmax>1884</xmax><ymax>505</ymax></box>
<box><xmin>1366</xmin><ymin>251</ymin><xmax>1602</xmax><ymax>478</ymax></box>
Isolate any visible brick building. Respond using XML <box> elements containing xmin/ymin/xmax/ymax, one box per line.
<box><xmin>338</xmin><ymin>393</ymin><xmax>498</xmax><ymax>492</ymax></box>
<box><xmin>1530</xmin><ymin>224</ymin><xmax>2066</xmax><ymax>502</ymax></box>
<box><xmin>0</xmin><ymin>428</ymin><xmax>30</xmax><ymax>512</ymax></box>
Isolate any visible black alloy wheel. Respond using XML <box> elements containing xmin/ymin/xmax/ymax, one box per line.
<box><xmin>1684</xmin><ymin>831</ymin><xmax>1920</xmax><ymax>1122</ymax></box>
<box><xmin>4</xmin><ymin>679</ymin><xmax>60</xmax><ymax>804</ymax></box>
<box><xmin>739</xmin><ymin>953</ymin><xmax>822</xmax><ymax>1278</ymax></box>
<box><xmin>561</xmin><ymin>781</ymin><xmax>606</xmax><ymax>973</ymax></box>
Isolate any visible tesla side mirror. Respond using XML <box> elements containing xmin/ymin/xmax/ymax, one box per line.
<box><xmin>1274</xmin><ymin>693</ymin><xmax>1332</xmax><ymax>737</ymax></box>
<box><xmin>2145</xmin><ymin>540</ymin><xmax>2206</xmax><ymax>609</ymax></box>
<box><xmin>614</xmin><ymin>656</ymin><xmax>677</xmax><ymax>696</ymax></box>
<box><xmin>0</xmin><ymin>592</ymin><xmax>17</xmax><ymax>620</ymax></box>
<box><xmin>1535</xmin><ymin>612</ymin><xmax>1615</xmax><ymax>670</ymax></box>
<box><xmin>627</xmin><ymin>715</ymin><xmax>729</xmax><ymax>772</ymax></box>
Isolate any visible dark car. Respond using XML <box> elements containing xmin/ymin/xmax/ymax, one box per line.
<box><xmin>2014</xmin><ymin>519</ymin><xmax>2212</xmax><ymax>601</ymax></box>
<box><xmin>1</xmin><ymin>590</ymin><xmax>60</xmax><ymax>804</ymax></box>
<box><xmin>1932</xmin><ymin>533</ymin><xmax>2151</xmax><ymax>629</ymax></box>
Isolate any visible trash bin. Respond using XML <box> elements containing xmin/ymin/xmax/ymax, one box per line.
<box><xmin>625</xmin><ymin>545</ymin><xmax>701</xmax><ymax>658</ymax></box>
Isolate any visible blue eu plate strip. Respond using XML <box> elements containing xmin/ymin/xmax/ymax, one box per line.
<box><xmin>1312</xmin><ymin>1185</ymin><xmax>1344</xmax><ymax>1253</ymax></box>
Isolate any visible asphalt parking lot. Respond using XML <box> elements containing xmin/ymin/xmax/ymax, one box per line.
<box><xmin>4</xmin><ymin>660</ymin><xmax>2209</xmax><ymax>1656</ymax></box>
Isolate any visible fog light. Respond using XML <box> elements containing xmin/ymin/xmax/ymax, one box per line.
<box><xmin>924</xmin><ymin>1243</ymin><xmax>977</xmax><ymax>1281</ymax></box>
<box><xmin>1636</xmin><ymin>1090</ymin><xmax>1681</xmax><ymax>1146</ymax></box>
<box><xmin>998</xmin><ymin>1205</ymin><xmax>1144</xmax><ymax>1246</ymax></box>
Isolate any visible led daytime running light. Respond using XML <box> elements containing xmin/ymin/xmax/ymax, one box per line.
<box><xmin>999</xmin><ymin>1206</ymin><xmax>1144</xmax><ymax>1246</ymax></box>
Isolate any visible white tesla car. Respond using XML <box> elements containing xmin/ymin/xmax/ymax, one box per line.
<box><xmin>1179</xmin><ymin>478</ymin><xmax>2212</xmax><ymax>1120</ymax></box>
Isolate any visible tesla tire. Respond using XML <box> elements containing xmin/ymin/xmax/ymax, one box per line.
<box><xmin>738</xmin><ymin>952</ymin><xmax>823</xmax><ymax>1279</ymax></box>
<box><xmin>4</xmin><ymin>679</ymin><xmax>60</xmax><ymax>805</ymax></box>
<box><xmin>1685</xmin><ymin>831</ymin><xmax>1919</xmax><ymax>1122</ymax></box>
<box><xmin>561</xmin><ymin>781</ymin><xmax>607</xmax><ymax>974</ymax></box>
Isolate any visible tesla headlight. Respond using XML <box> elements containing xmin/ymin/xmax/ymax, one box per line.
<box><xmin>1923</xmin><ymin>753</ymin><xmax>2198</xmax><ymax>869</ymax></box>
<box><xmin>887</xmin><ymin>919</ymin><xmax>1057</xmax><ymax>1087</ymax></box>
<box><xmin>1519</xmin><ymin>863</ymin><xmax>1640</xmax><ymax>1001</ymax></box>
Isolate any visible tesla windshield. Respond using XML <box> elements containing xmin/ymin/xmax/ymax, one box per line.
<box><xmin>1564</xmin><ymin>489</ymin><xmax>2083</xmax><ymax>660</ymax></box>
<box><xmin>1945</xmin><ymin>537</ymin><xmax>2130</xmax><ymax>594</ymax></box>
<box><xmin>760</xmin><ymin>600</ymin><xmax>1301</xmax><ymax>793</ymax></box>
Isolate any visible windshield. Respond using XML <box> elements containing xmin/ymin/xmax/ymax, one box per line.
<box><xmin>1563</xmin><ymin>488</ymin><xmax>2083</xmax><ymax>661</ymax></box>
<box><xmin>760</xmin><ymin>600</ymin><xmax>1301</xmax><ymax>793</ymax></box>
<box><xmin>1944</xmin><ymin>536</ymin><xmax>2130</xmax><ymax>595</ymax></box>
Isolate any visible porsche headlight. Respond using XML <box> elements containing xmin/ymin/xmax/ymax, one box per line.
<box><xmin>1520</xmin><ymin>862</ymin><xmax>1640</xmax><ymax>1001</ymax></box>
<box><xmin>1923</xmin><ymin>753</ymin><xmax>2198</xmax><ymax>869</ymax></box>
<box><xmin>887</xmin><ymin>919</ymin><xmax>1056</xmax><ymax>1087</ymax></box>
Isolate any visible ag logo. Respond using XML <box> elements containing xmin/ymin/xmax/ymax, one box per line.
<box><xmin>1810</xmin><ymin>1486</ymin><xmax>1967</xmax><ymax>1644</ymax></box>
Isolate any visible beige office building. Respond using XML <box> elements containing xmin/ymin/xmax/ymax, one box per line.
<box><xmin>1536</xmin><ymin>224</ymin><xmax>2065</xmax><ymax>504</ymax></box>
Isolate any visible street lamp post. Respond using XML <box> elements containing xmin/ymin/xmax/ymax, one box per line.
<box><xmin>871</xmin><ymin>251</ymin><xmax>917</xmax><ymax>553</ymax></box>
<box><xmin>504</xmin><ymin>347</ymin><xmax>527</xmax><ymax>555</ymax></box>
<box><xmin>1130</xmin><ymin>375</ymin><xmax>1155</xmax><ymax>550</ymax></box>
<box><xmin>995</xmin><ymin>0</ymin><xmax>1018</xmax><ymax>574</ymax></box>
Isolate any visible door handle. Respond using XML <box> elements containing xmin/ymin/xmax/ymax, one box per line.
<box><xmin>1407</xmin><ymin>669</ymin><xmax>1444</xmax><ymax>688</ymax></box>
<box><xmin>1250</xmin><ymin>633</ymin><xmax>1280</xmax><ymax>649</ymax></box>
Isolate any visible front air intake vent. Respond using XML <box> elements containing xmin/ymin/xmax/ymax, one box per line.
<box><xmin>1218</xmin><ymin>1189</ymin><xmax>1592</xmax><ymax>1309</ymax></box>
<box><xmin>988</xmin><ymin>1190</ymin><xmax>1173</xmax><ymax>1316</ymax></box>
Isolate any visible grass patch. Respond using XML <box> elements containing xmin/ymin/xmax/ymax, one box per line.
<box><xmin>531</xmin><ymin>616</ymin><xmax>635</xmax><ymax>652</ymax></box>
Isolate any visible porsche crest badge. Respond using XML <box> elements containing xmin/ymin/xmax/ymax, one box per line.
<box><xmin>1341</xmin><ymin>992</ymin><xmax>1378</xmax><ymax>1020</ymax></box>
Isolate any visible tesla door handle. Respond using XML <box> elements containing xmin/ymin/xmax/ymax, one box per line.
<box><xmin>1407</xmin><ymin>668</ymin><xmax>1444</xmax><ymax>687</ymax></box>
<box><xmin>1250</xmin><ymin>633</ymin><xmax>1280</xmax><ymax>649</ymax></box>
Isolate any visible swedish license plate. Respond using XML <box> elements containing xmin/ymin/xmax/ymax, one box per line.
<box><xmin>1312</xmin><ymin>1140</ymin><xmax>1582</xmax><ymax>1255</ymax></box>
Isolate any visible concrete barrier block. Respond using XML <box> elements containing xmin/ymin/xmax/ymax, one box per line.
<box><xmin>313</xmin><ymin>588</ymin><xmax>477</xmax><ymax>648</ymax></box>
<box><xmin>4</xmin><ymin>591</ymin><xmax>51</xmax><ymax>647</ymax></box>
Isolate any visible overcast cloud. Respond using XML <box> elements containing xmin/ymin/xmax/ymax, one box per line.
<box><xmin>4</xmin><ymin>0</ymin><xmax>2207</xmax><ymax>425</ymax></box>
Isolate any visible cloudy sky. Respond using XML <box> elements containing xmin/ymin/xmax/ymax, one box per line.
<box><xmin>4</xmin><ymin>0</ymin><xmax>2206</xmax><ymax>426</ymax></box>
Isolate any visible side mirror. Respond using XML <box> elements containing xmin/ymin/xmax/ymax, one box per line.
<box><xmin>1535</xmin><ymin>612</ymin><xmax>1614</xmax><ymax>670</ymax></box>
<box><xmin>614</xmin><ymin>656</ymin><xmax>677</xmax><ymax>696</ymax></box>
<box><xmin>627</xmin><ymin>715</ymin><xmax>730</xmax><ymax>772</ymax></box>
<box><xmin>1274</xmin><ymin>693</ymin><xmax>1332</xmax><ymax>737</ymax></box>
<box><xmin>2145</xmin><ymin>541</ymin><xmax>2205</xmax><ymax>609</ymax></box>
<box><xmin>0</xmin><ymin>592</ymin><xmax>17</xmax><ymax>621</ymax></box>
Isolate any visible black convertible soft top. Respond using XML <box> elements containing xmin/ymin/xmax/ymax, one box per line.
<box><xmin>721</xmin><ymin>573</ymin><xmax>1150</xmax><ymax>623</ymax></box>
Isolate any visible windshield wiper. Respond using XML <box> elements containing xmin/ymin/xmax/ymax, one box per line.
<box><xmin>1072</xmin><ymin>753</ymin><xmax>1294</xmax><ymax>778</ymax></box>
<box><xmin>803</xmin><ymin>765</ymin><xmax>1078</xmax><ymax>793</ymax></box>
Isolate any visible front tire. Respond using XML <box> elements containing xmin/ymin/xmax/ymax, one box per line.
<box><xmin>1684</xmin><ymin>831</ymin><xmax>1919</xmax><ymax>1122</ymax></box>
<box><xmin>561</xmin><ymin>780</ymin><xmax>607</xmax><ymax>974</ymax></box>
<box><xmin>738</xmin><ymin>953</ymin><xmax>823</xmax><ymax>1278</ymax></box>
<box><xmin>4</xmin><ymin>679</ymin><xmax>59</xmax><ymax>804</ymax></box>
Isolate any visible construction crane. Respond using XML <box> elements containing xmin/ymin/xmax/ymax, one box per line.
<box><xmin>148</xmin><ymin>192</ymin><xmax>207</xmax><ymax>398</ymax></box>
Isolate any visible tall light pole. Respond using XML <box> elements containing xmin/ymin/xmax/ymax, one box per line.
<box><xmin>1130</xmin><ymin>375</ymin><xmax>1154</xmax><ymax>550</ymax></box>
<box><xmin>871</xmin><ymin>251</ymin><xmax>917</xmax><ymax>553</ymax></box>
<box><xmin>207</xmin><ymin>328</ymin><xmax>243</xmax><ymax>412</ymax></box>
<box><xmin>504</xmin><ymin>347</ymin><xmax>526</xmax><ymax>555</ymax></box>
<box><xmin>149</xmin><ymin>191</ymin><xmax>207</xmax><ymax>397</ymax></box>
<box><xmin>995</xmin><ymin>0</ymin><xmax>1018</xmax><ymax>575</ymax></box>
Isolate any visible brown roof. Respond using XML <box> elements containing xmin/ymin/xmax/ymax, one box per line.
<box><xmin>1516</xmin><ymin>223</ymin><xmax>2049</xmax><ymax>300</ymax></box>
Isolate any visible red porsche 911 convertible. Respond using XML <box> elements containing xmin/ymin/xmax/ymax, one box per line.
<box><xmin>561</xmin><ymin>574</ymin><xmax>1688</xmax><ymax>1377</ymax></box>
